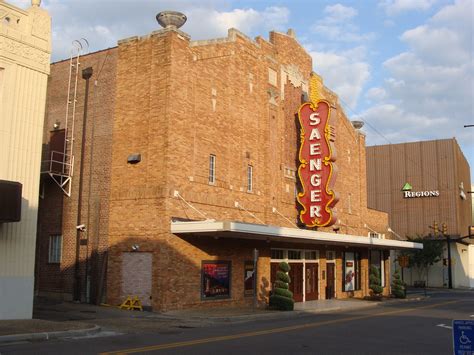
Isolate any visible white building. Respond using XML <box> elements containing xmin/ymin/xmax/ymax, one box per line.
<box><xmin>0</xmin><ymin>0</ymin><xmax>51</xmax><ymax>319</ymax></box>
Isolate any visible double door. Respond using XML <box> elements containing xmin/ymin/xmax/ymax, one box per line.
<box><xmin>271</xmin><ymin>262</ymin><xmax>318</xmax><ymax>302</ymax></box>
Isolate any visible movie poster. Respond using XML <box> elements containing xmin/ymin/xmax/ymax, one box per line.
<box><xmin>244</xmin><ymin>261</ymin><xmax>255</xmax><ymax>296</ymax></box>
<box><xmin>202</xmin><ymin>261</ymin><xmax>231</xmax><ymax>298</ymax></box>
<box><xmin>344</xmin><ymin>252</ymin><xmax>355</xmax><ymax>291</ymax></box>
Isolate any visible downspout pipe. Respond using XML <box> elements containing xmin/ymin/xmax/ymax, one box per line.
<box><xmin>74</xmin><ymin>67</ymin><xmax>93</xmax><ymax>302</ymax></box>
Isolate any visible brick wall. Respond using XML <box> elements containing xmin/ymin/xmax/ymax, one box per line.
<box><xmin>106</xmin><ymin>28</ymin><xmax>389</xmax><ymax>310</ymax></box>
<box><xmin>36</xmin><ymin>48</ymin><xmax>117</xmax><ymax>302</ymax></box>
<box><xmin>38</xmin><ymin>25</ymin><xmax>390</xmax><ymax>310</ymax></box>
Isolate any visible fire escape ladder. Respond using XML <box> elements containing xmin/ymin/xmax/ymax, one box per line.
<box><xmin>42</xmin><ymin>39</ymin><xmax>88</xmax><ymax>197</ymax></box>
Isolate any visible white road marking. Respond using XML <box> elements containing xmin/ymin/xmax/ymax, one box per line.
<box><xmin>436</xmin><ymin>324</ymin><xmax>453</xmax><ymax>329</ymax></box>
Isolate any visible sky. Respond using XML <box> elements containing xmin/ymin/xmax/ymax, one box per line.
<box><xmin>10</xmin><ymin>0</ymin><xmax>474</xmax><ymax>180</ymax></box>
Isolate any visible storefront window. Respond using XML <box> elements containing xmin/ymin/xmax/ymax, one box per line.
<box><xmin>343</xmin><ymin>251</ymin><xmax>361</xmax><ymax>291</ymax></box>
<box><xmin>201</xmin><ymin>261</ymin><xmax>231</xmax><ymax>299</ymax></box>
<box><xmin>244</xmin><ymin>261</ymin><xmax>255</xmax><ymax>296</ymax></box>
<box><xmin>305</xmin><ymin>251</ymin><xmax>318</xmax><ymax>260</ymax></box>
<box><xmin>288</xmin><ymin>250</ymin><xmax>302</xmax><ymax>259</ymax></box>
<box><xmin>271</xmin><ymin>249</ymin><xmax>284</xmax><ymax>260</ymax></box>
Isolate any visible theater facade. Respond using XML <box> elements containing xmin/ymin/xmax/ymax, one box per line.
<box><xmin>36</xmin><ymin>12</ymin><xmax>421</xmax><ymax>311</ymax></box>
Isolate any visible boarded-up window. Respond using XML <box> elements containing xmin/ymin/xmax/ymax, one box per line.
<box><xmin>121</xmin><ymin>252</ymin><xmax>152</xmax><ymax>306</ymax></box>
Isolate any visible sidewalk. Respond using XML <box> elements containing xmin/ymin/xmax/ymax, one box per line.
<box><xmin>0</xmin><ymin>293</ymin><xmax>425</xmax><ymax>344</ymax></box>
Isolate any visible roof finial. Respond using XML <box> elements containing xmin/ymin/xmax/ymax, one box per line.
<box><xmin>31</xmin><ymin>0</ymin><xmax>41</xmax><ymax>7</ymax></box>
<box><xmin>156</xmin><ymin>11</ymin><xmax>187</xmax><ymax>29</ymax></box>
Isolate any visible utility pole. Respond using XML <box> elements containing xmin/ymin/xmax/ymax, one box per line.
<box><xmin>442</xmin><ymin>223</ymin><xmax>453</xmax><ymax>289</ymax></box>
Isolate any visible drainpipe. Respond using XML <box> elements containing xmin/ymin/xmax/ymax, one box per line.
<box><xmin>74</xmin><ymin>67</ymin><xmax>93</xmax><ymax>302</ymax></box>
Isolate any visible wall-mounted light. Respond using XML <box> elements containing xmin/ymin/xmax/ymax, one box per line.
<box><xmin>131</xmin><ymin>244</ymin><xmax>140</xmax><ymax>251</ymax></box>
<box><xmin>53</xmin><ymin>121</ymin><xmax>60</xmax><ymax>130</ymax></box>
<box><xmin>127</xmin><ymin>153</ymin><xmax>141</xmax><ymax>164</ymax></box>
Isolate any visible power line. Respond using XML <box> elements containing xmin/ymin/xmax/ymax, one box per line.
<box><xmin>336</xmin><ymin>96</ymin><xmax>448</xmax><ymax>185</ymax></box>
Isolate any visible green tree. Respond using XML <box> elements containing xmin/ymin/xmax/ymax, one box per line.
<box><xmin>403</xmin><ymin>236</ymin><xmax>444</xmax><ymax>285</ymax></box>
<box><xmin>391</xmin><ymin>269</ymin><xmax>405</xmax><ymax>298</ymax></box>
<box><xmin>369</xmin><ymin>265</ymin><xmax>383</xmax><ymax>297</ymax></box>
<box><xmin>269</xmin><ymin>261</ymin><xmax>294</xmax><ymax>311</ymax></box>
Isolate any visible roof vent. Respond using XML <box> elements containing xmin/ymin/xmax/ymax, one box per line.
<box><xmin>156</xmin><ymin>11</ymin><xmax>187</xmax><ymax>29</ymax></box>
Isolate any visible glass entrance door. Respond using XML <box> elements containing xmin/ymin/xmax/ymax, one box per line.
<box><xmin>288</xmin><ymin>263</ymin><xmax>303</xmax><ymax>302</ymax></box>
<box><xmin>305</xmin><ymin>263</ymin><xmax>318</xmax><ymax>301</ymax></box>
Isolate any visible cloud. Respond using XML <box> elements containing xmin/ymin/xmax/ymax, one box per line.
<box><xmin>187</xmin><ymin>6</ymin><xmax>289</xmax><ymax>41</ymax></box>
<box><xmin>363</xmin><ymin>0</ymin><xmax>473</xmax><ymax>155</ymax></box>
<box><xmin>310</xmin><ymin>49</ymin><xmax>371</xmax><ymax>109</ymax></box>
<box><xmin>379</xmin><ymin>0</ymin><xmax>436</xmax><ymax>16</ymax></box>
<box><xmin>311</xmin><ymin>4</ymin><xmax>374</xmax><ymax>43</ymax></box>
<box><xmin>365</xmin><ymin>87</ymin><xmax>387</xmax><ymax>102</ymax></box>
<box><xmin>12</xmin><ymin>1</ymin><xmax>289</xmax><ymax>61</ymax></box>
<box><xmin>358</xmin><ymin>104</ymin><xmax>448</xmax><ymax>142</ymax></box>
<box><xmin>323</xmin><ymin>4</ymin><xmax>358</xmax><ymax>23</ymax></box>
<box><xmin>307</xmin><ymin>4</ymin><xmax>373</xmax><ymax>110</ymax></box>
<box><xmin>401</xmin><ymin>26</ymin><xmax>469</xmax><ymax>66</ymax></box>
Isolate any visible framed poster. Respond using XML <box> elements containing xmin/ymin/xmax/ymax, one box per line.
<box><xmin>344</xmin><ymin>252</ymin><xmax>355</xmax><ymax>291</ymax></box>
<box><xmin>201</xmin><ymin>261</ymin><xmax>231</xmax><ymax>299</ymax></box>
<box><xmin>244</xmin><ymin>261</ymin><xmax>255</xmax><ymax>296</ymax></box>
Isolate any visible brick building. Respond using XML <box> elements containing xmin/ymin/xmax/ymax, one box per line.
<box><xmin>36</xmin><ymin>12</ymin><xmax>421</xmax><ymax>310</ymax></box>
<box><xmin>367</xmin><ymin>139</ymin><xmax>473</xmax><ymax>288</ymax></box>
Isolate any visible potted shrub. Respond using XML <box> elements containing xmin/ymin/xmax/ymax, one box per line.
<box><xmin>369</xmin><ymin>265</ymin><xmax>383</xmax><ymax>300</ymax></box>
<box><xmin>391</xmin><ymin>269</ymin><xmax>406</xmax><ymax>298</ymax></box>
<box><xmin>269</xmin><ymin>261</ymin><xmax>294</xmax><ymax>311</ymax></box>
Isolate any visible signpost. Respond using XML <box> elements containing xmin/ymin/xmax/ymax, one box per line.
<box><xmin>253</xmin><ymin>248</ymin><xmax>259</xmax><ymax>311</ymax></box>
<box><xmin>452</xmin><ymin>320</ymin><xmax>473</xmax><ymax>355</ymax></box>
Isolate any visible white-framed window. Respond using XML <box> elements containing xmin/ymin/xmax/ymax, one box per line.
<box><xmin>209</xmin><ymin>154</ymin><xmax>216</xmax><ymax>184</ymax></box>
<box><xmin>326</xmin><ymin>250</ymin><xmax>336</xmax><ymax>261</ymax></box>
<box><xmin>247</xmin><ymin>165</ymin><xmax>253</xmax><ymax>192</ymax></box>
<box><xmin>48</xmin><ymin>235</ymin><xmax>62</xmax><ymax>263</ymax></box>
<box><xmin>270</xmin><ymin>249</ymin><xmax>319</xmax><ymax>261</ymax></box>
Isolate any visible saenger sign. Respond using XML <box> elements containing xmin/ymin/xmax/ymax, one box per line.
<box><xmin>296</xmin><ymin>100</ymin><xmax>338</xmax><ymax>227</ymax></box>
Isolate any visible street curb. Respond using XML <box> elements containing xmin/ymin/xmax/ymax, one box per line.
<box><xmin>173</xmin><ymin>303</ymin><xmax>380</xmax><ymax>324</ymax></box>
<box><xmin>168</xmin><ymin>297</ymin><xmax>430</xmax><ymax>324</ymax></box>
<box><xmin>0</xmin><ymin>324</ymin><xmax>101</xmax><ymax>344</ymax></box>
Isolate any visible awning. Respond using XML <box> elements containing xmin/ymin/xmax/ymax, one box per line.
<box><xmin>171</xmin><ymin>220</ymin><xmax>423</xmax><ymax>250</ymax></box>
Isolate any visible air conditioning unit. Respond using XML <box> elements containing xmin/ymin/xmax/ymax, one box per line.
<box><xmin>0</xmin><ymin>180</ymin><xmax>22</xmax><ymax>223</ymax></box>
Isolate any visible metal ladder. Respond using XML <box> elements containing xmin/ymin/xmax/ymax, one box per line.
<box><xmin>42</xmin><ymin>39</ymin><xmax>88</xmax><ymax>197</ymax></box>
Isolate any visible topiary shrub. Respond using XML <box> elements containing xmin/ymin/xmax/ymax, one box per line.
<box><xmin>269</xmin><ymin>262</ymin><xmax>294</xmax><ymax>311</ymax></box>
<box><xmin>274</xmin><ymin>280</ymin><xmax>289</xmax><ymax>290</ymax></box>
<box><xmin>369</xmin><ymin>265</ymin><xmax>383</xmax><ymax>298</ymax></box>
<box><xmin>391</xmin><ymin>270</ymin><xmax>406</xmax><ymax>298</ymax></box>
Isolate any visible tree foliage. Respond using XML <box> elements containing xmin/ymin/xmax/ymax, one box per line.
<box><xmin>403</xmin><ymin>236</ymin><xmax>444</xmax><ymax>283</ymax></box>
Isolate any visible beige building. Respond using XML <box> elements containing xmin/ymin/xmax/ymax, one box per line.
<box><xmin>0</xmin><ymin>0</ymin><xmax>51</xmax><ymax>319</ymax></box>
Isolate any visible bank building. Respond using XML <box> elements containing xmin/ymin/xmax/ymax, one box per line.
<box><xmin>35</xmin><ymin>11</ymin><xmax>421</xmax><ymax>311</ymax></box>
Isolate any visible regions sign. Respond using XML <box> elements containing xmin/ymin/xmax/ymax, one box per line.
<box><xmin>296</xmin><ymin>101</ymin><xmax>338</xmax><ymax>227</ymax></box>
<box><xmin>401</xmin><ymin>182</ymin><xmax>439</xmax><ymax>199</ymax></box>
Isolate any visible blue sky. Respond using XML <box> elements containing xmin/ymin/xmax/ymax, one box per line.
<box><xmin>10</xmin><ymin>0</ymin><xmax>474</xmax><ymax>180</ymax></box>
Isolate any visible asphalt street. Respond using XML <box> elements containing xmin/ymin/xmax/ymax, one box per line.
<box><xmin>1</xmin><ymin>289</ymin><xmax>472</xmax><ymax>355</ymax></box>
